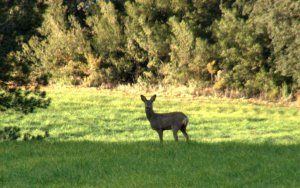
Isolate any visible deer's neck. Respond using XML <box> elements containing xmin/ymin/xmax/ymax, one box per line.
<box><xmin>145</xmin><ymin>108</ymin><xmax>156</xmax><ymax>120</ymax></box>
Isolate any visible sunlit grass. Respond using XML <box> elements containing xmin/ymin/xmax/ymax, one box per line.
<box><xmin>1</xmin><ymin>88</ymin><xmax>299</xmax><ymax>144</ymax></box>
<box><xmin>1</xmin><ymin>88</ymin><xmax>300</xmax><ymax>187</ymax></box>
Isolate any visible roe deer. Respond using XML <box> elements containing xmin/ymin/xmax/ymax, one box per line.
<box><xmin>140</xmin><ymin>95</ymin><xmax>189</xmax><ymax>142</ymax></box>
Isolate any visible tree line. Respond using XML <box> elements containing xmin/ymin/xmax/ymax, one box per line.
<box><xmin>1</xmin><ymin>0</ymin><xmax>300</xmax><ymax>112</ymax></box>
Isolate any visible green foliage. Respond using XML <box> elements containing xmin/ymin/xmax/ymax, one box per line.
<box><xmin>0</xmin><ymin>126</ymin><xmax>20</xmax><ymax>141</ymax></box>
<box><xmin>249</xmin><ymin>0</ymin><xmax>300</xmax><ymax>89</ymax></box>
<box><xmin>0</xmin><ymin>88</ymin><xmax>50</xmax><ymax>113</ymax></box>
<box><xmin>27</xmin><ymin>2</ymin><xmax>91</xmax><ymax>85</ymax></box>
<box><xmin>165</xmin><ymin>17</ymin><xmax>211</xmax><ymax>86</ymax></box>
<box><xmin>166</xmin><ymin>17</ymin><xmax>194</xmax><ymax>84</ymax></box>
<box><xmin>213</xmin><ymin>8</ymin><xmax>264</xmax><ymax>90</ymax></box>
<box><xmin>0</xmin><ymin>126</ymin><xmax>49</xmax><ymax>141</ymax></box>
<box><xmin>86</xmin><ymin>1</ymin><xmax>122</xmax><ymax>54</ymax></box>
<box><xmin>0</xmin><ymin>0</ymin><xmax>50</xmax><ymax>113</ymax></box>
<box><xmin>2</xmin><ymin>0</ymin><xmax>300</xmax><ymax>99</ymax></box>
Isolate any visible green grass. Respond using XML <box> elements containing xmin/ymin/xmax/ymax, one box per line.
<box><xmin>1</xmin><ymin>88</ymin><xmax>300</xmax><ymax>187</ymax></box>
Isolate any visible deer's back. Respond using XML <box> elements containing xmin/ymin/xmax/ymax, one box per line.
<box><xmin>150</xmin><ymin>112</ymin><xmax>188</xmax><ymax>130</ymax></box>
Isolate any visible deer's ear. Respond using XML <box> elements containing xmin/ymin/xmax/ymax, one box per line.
<box><xmin>150</xmin><ymin>95</ymin><xmax>156</xmax><ymax>102</ymax></box>
<box><xmin>140</xmin><ymin>95</ymin><xmax>147</xmax><ymax>102</ymax></box>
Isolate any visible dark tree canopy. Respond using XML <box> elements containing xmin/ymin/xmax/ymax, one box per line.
<box><xmin>0</xmin><ymin>0</ymin><xmax>50</xmax><ymax>113</ymax></box>
<box><xmin>1</xmin><ymin>0</ymin><xmax>299</xmax><ymax>103</ymax></box>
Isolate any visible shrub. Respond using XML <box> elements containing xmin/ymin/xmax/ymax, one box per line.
<box><xmin>0</xmin><ymin>126</ymin><xmax>49</xmax><ymax>141</ymax></box>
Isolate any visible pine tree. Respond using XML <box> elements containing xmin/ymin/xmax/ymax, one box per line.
<box><xmin>0</xmin><ymin>0</ymin><xmax>50</xmax><ymax>113</ymax></box>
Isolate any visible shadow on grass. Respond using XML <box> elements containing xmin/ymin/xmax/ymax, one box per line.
<box><xmin>1</xmin><ymin>141</ymin><xmax>299</xmax><ymax>187</ymax></box>
<box><xmin>246</xmin><ymin>117</ymin><xmax>267</xmax><ymax>122</ymax></box>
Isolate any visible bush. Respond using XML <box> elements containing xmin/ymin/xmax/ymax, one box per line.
<box><xmin>0</xmin><ymin>126</ymin><xmax>49</xmax><ymax>141</ymax></box>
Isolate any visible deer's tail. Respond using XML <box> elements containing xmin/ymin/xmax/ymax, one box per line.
<box><xmin>182</xmin><ymin>116</ymin><xmax>189</xmax><ymax>126</ymax></box>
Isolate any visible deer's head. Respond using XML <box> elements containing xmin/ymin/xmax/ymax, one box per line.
<box><xmin>140</xmin><ymin>95</ymin><xmax>156</xmax><ymax>109</ymax></box>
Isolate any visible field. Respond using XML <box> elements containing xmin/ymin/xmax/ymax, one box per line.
<box><xmin>1</xmin><ymin>88</ymin><xmax>300</xmax><ymax>187</ymax></box>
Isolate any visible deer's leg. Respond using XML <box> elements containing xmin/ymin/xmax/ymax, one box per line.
<box><xmin>157</xmin><ymin>130</ymin><xmax>163</xmax><ymax>143</ymax></box>
<box><xmin>172</xmin><ymin>128</ymin><xmax>179</xmax><ymax>142</ymax></box>
<box><xmin>181</xmin><ymin>126</ymin><xmax>189</xmax><ymax>141</ymax></box>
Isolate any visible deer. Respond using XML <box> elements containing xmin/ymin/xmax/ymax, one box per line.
<box><xmin>140</xmin><ymin>95</ymin><xmax>189</xmax><ymax>142</ymax></box>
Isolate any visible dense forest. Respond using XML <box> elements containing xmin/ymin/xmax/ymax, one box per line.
<box><xmin>1</xmin><ymin>0</ymin><xmax>300</xmax><ymax>112</ymax></box>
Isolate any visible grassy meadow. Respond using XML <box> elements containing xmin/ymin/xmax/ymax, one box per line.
<box><xmin>1</xmin><ymin>88</ymin><xmax>300</xmax><ymax>187</ymax></box>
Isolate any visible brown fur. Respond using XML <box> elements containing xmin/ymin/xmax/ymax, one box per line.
<box><xmin>141</xmin><ymin>95</ymin><xmax>189</xmax><ymax>142</ymax></box>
